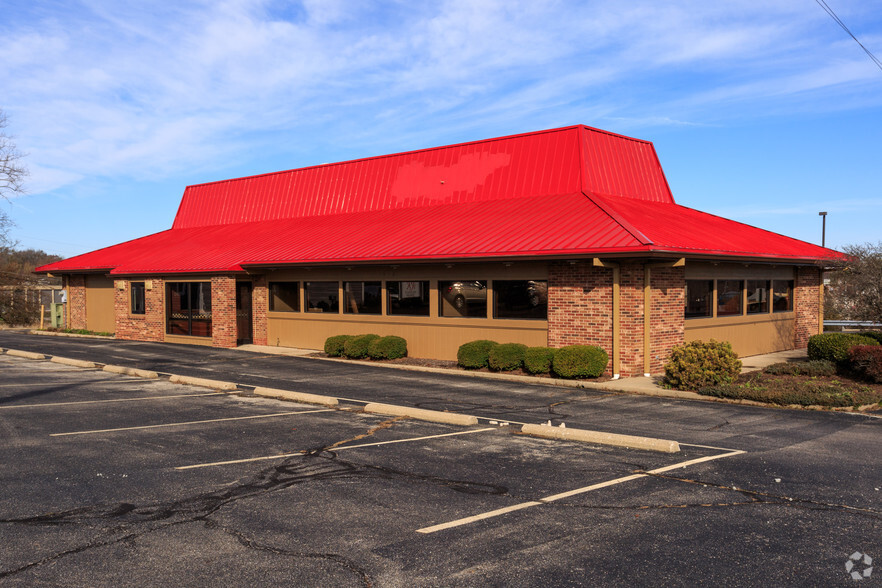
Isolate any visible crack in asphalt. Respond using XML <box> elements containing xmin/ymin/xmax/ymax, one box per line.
<box><xmin>0</xmin><ymin>421</ymin><xmax>507</xmax><ymax>582</ymax></box>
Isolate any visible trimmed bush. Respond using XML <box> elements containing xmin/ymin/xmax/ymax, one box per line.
<box><xmin>343</xmin><ymin>334</ymin><xmax>380</xmax><ymax>359</ymax></box>
<box><xmin>324</xmin><ymin>335</ymin><xmax>354</xmax><ymax>357</ymax></box>
<box><xmin>551</xmin><ymin>345</ymin><xmax>608</xmax><ymax>379</ymax></box>
<box><xmin>457</xmin><ymin>340</ymin><xmax>498</xmax><ymax>369</ymax></box>
<box><xmin>763</xmin><ymin>360</ymin><xmax>836</xmax><ymax>377</ymax></box>
<box><xmin>368</xmin><ymin>335</ymin><xmax>408</xmax><ymax>360</ymax></box>
<box><xmin>664</xmin><ymin>340</ymin><xmax>742</xmax><ymax>391</ymax></box>
<box><xmin>858</xmin><ymin>331</ymin><xmax>882</xmax><ymax>345</ymax></box>
<box><xmin>524</xmin><ymin>347</ymin><xmax>556</xmax><ymax>374</ymax></box>
<box><xmin>807</xmin><ymin>333</ymin><xmax>878</xmax><ymax>364</ymax></box>
<box><xmin>488</xmin><ymin>343</ymin><xmax>528</xmax><ymax>372</ymax></box>
<box><xmin>848</xmin><ymin>345</ymin><xmax>882</xmax><ymax>383</ymax></box>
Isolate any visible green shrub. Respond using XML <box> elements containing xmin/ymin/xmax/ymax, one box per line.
<box><xmin>857</xmin><ymin>331</ymin><xmax>882</xmax><ymax>344</ymax></box>
<box><xmin>848</xmin><ymin>345</ymin><xmax>882</xmax><ymax>383</ymax></box>
<box><xmin>343</xmin><ymin>334</ymin><xmax>380</xmax><ymax>359</ymax></box>
<box><xmin>457</xmin><ymin>340</ymin><xmax>498</xmax><ymax>369</ymax></box>
<box><xmin>763</xmin><ymin>360</ymin><xmax>836</xmax><ymax>377</ymax></box>
<box><xmin>324</xmin><ymin>335</ymin><xmax>354</xmax><ymax>357</ymax></box>
<box><xmin>367</xmin><ymin>335</ymin><xmax>408</xmax><ymax>360</ymax></box>
<box><xmin>551</xmin><ymin>345</ymin><xmax>608</xmax><ymax>379</ymax></box>
<box><xmin>664</xmin><ymin>340</ymin><xmax>742</xmax><ymax>391</ymax></box>
<box><xmin>807</xmin><ymin>333</ymin><xmax>878</xmax><ymax>364</ymax></box>
<box><xmin>524</xmin><ymin>347</ymin><xmax>556</xmax><ymax>374</ymax></box>
<box><xmin>488</xmin><ymin>343</ymin><xmax>528</xmax><ymax>371</ymax></box>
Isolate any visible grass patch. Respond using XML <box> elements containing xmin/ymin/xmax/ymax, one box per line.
<box><xmin>697</xmin><ymin>366</ymin><xmax>882</xmax><ymax>408</ymax></box>
<box><xmin>43</xmin><ymin>328</ymin><xmax>114</xmax><ymax>337</ymax></box>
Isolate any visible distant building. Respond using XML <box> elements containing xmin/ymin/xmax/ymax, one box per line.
<box><xmin>38</xmin><ymin>125</ymin><xmax>840</xmax><ymax>376</ymax></box>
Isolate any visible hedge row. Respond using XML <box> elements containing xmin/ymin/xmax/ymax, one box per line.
<box><xmin>324</xmin><ymin>334</ymin><xmax>408</xmax><ymax>360</ymax></box>
<box><xmin>456</xmin><ymin>340</ymin><xmax>608</xmax><ymax>379</ymax></box>
<box><xmin>807</xmin><ymin>333</ymin><xmax>879</xmax><ymax>364</ymax></box>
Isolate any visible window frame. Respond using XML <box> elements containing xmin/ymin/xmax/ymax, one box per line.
<box><xmin>130</xmin><ymin>281</ymin><xmax>146</xmax><ymax>315</ymax></box>
<box><xmin>166</xmin><ymin>281</ymin><xmax>212</xmax><ymax>337</ymax></box>
<box><xmin>268</xmin><ymin>281</ymin><xmax>301</xmax><ymax>312</ymax></box>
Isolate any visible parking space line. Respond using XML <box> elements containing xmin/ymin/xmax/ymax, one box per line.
<box><xmin>51</xmin><ymin>409</ymin><xmax>334</xmax><ymax>436</ymax></box>
<box><xmin>0</xmin><ymin>392</ymin><xmax>228</xmax><ymax>409</ymax></box>
<box><xmin>174</xmin><ymin>427</ymin><xmax>497</xmax><ymax>470</ymax></box>
<box><xmin>416</xmin><ymin>449</ymin><xmax>745</xmax><ymax>534</ymax></box>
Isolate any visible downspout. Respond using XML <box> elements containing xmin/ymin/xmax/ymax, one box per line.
<box><xmin>593</xmin><ymin>259</ymin><xmax>620</xmax><ymax>378</ymax></box>
<box><xmin>644</xmin><ymin>259</ymin><xmax>686</xmax><ymax>377</ymax></box>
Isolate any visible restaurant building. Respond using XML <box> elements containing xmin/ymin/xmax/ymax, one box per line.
<box><xmin>37</xmin><ymin>125</ymin><xmax>840</xmax><ymax>376</ymax></box>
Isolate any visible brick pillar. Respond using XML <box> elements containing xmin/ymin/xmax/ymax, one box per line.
<box><xmin>68</xmin><ymin>275</ymin><xmax>87</xmax><ymax>330</ymax></box>
<box><xmin>547</xmin><ymin>261</ymin><xmax>613</xmax><ymax>359</ymax></box>
<box><xmin>648</xmin><ymin>265</ymin><xmax>685</xmax><ymax>375</ymax></box>
<box><xmin>211</xmin><ymin>276</ymin><xmax>237</xmax><ymax>348</ymax></box>
<box><xmin>618</xmin><ymin>262</ymin><xmax>644</xmax><ymax>376</ymax></box>
<box><xmin>794</xmin><ymin>266</ymin><xmax>822</xmax><ymax>348</ymax></box>
<box><xmin>252</xmin><ymin>275</ymin><xmax>268</xmax><ymax>346</ymax></box>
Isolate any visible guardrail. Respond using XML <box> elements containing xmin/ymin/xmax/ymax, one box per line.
<box><xmin>824</xmin><ymin>320</ymin><xmax>882</xmax><ymax>329</ymax></box>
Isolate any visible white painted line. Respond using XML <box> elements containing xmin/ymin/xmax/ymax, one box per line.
<box><xmin>175</xmin><ymin>427</ymin><xmax>497</xmax><ymax>470</ymax></box>
<box><xmin>0</xmin><ymin>392</ymin><xmax>227</xmax><ymax>409</ymax></box>
<box><xmin>416</xmin><ymin>449</ymin><xmax>746</xmax><ymax>534</ymax></box>
<box><xmin>51</xmin><ymin>409</ymin><xmax>333</xmax><ymax>436</ymax></box>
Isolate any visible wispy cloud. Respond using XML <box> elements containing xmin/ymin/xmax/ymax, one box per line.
<box><xmin>2</xmin><ymin>0</ymin><xmax>881</xmax><ymax>200</ymax></box>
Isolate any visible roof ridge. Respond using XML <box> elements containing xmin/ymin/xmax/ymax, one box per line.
<box><xmin>582</xmin><ymin>191</ymin><xmax>654</xmax><ymax>246</ymax></box>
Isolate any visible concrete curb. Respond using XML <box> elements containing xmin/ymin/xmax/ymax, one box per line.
<box><xmin>29</xmin><ymin>329</ymin><xmax>115</xmax><ymax>340</ymax></box>
<box><xmin>50</xmin><ymin>356</ymin><xmax>97</xmax><ymax>369</ymax></box>
<box><xmin>521</xmin><ymin>423</ymin><xmax>681</xmax><ymax>453</ymax></box>
<box><xmin>103</xmin><ymin>365</ymin><xmax>159</xmax><ymax>379</ymax></box>
<box><xmin>253</xmin><ymin>386</ymin><xmax>338</xmax><ymax>407</ymax></box>
<box><xmin>168</xmin><ymin>374</ymin><xmax>238</xmax><ymax>391</ymax></box>
<box><xmin>5</xmin><ymin>349</ymin><xmax>46</xmax><ymax>360</ymax></box>
<box><xmin>363</xmin><ymin>402</ymin><xmax>479</xmax><ymax>426</ymax></box>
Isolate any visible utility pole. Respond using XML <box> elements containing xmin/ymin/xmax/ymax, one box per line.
<box><xmin>819</xmin><ymin>211</ymin><xmax>827</xmax><ymax>247</ymax></box>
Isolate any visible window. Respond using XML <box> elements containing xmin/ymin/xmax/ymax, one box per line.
<box><xmin>716</xmin><ymin>279</ymin><xmax>743</xmax><ymax>316</ymax></box>
<box><xmin>387</xmin><ymin>281</ymin><xmax>430</xmax><ymax>316</ymax></box>
<box><xmin>269</xmin><ymin>282</ymin><xmax>300</xmax><ymax>312</ymax></box>
<box><xmin>773</xmin><ymin>280</ymin><xmax>794</xmax><ymax>312</ymax></box>
<box><xmin>746</xmin><ymin>280</ymin><xmax>770</xmax><ymax>314</ymax></box>
<box><xmin>166</xmin><ymin>282</ymin><xmax>211</xmax><ymax>337</ymax></box>
<box><xmin>439</xmin><ymin>280</ymin><xmax>487</xmax><ymax>317</ymax></box>
<box><xmin>130</xmin><ymin>281</ymin><xmax>145</xmax><ymax>315</ymax></box>
<box><xmin>344</xmin><ymin>281</ymin><xmax>381</xmax><ymax>314</ymax></box>
<box><xmin>305</xmin><ymin>281</ymin><xmax>339</xmax><ymax>313</ymax></box>
<box><xmin>494</xmin><ymin>280</ymin><xmax>547</xmax><ymax>319</ymax></box>
<box><xmin>685</xmin><ymin>280</ymin><xmax>713</xmax><ymax>318</ymax></box>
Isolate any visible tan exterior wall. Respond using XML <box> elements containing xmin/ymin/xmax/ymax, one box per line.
<box><xmin>84</xmin><ymin>275</ymin><xmax>115</xmax><ymax>333</ymax></box>
<box><xmin>264</xmin><ymin>263</ymin><xmax>549</xmax><ymax>360</ymax></box>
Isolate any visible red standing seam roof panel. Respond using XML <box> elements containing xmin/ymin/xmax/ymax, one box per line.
<box><xmin>37</xmin><ymin>125</ymin><xmax>843</xmax><ymax>276</ymax></box>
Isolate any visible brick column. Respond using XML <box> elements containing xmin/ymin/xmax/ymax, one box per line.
<box><xmin>252</xmin><ymin>275</ymin><xmax>268</xmax><ymax>346</ymax></box>
<box><xmin>794</xmin><ymin>266</ymin><xmax>822</xmax><ymax>348</ymax></box>
<box><xmin>211</xmin><ymin>276</ymin><xmax>237</xmax><ymax>348</ymax></box>
<box><xmin>68</xmin><ymin>275</ymin><xmax>87</xmax><ymax>330</ymax></box>
<box><xmin>115</xmin><ymin>278</ymin><xmax>165</xmax><ymax>342</ymax></box>
<box><xmin>547</xmin><ymin>261</ymin><xmax>613</xmax><ymax>356</ymax></box>
<box><xmin>618</xmin><ymin>262</ymin><xmax>644</xmax><ymax>376</ymax></box>
<box><xmin>648</xmin><ymin>265</ymin><xmax>686</xmax><ymax>375</ymax></box>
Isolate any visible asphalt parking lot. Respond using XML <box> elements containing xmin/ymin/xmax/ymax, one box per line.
<box><xmin>1</xmin><ymin>333</ymin><xmax>880</xmax><ymax>586</ymax></box>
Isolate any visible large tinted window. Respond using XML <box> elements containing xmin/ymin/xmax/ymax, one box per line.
<box><xmin>494</xmin><ymin>280</ymin><xmax>547</xmax><ymax>319</ymax></box>
<box><xmin>344</xmin><ymin>281</ymin><xmax>381</xmax><ymax>314</ymax></box>
<box><xmin>269</xmin><ymin>282</ymin><xmax>299</xmax><ymax>312</ymax></box>
<box><xmin>746</xmin><ymin>280</ymin><xmax>770</xmax><ymax>314</ymax></box>
<box><xmin>439</xmin><ymin>280</ymin><xmax>487</xmax><ymax>318</ymax></box>
<box><xmin>387</xmin><ymin>281</ymin><xmax>430</xmax><ymax>316</ymax></box>
<box><xmin>166</xmin><ymin>282</ymin><xmax>212</xmax><ymax>337</ymax></box>
<box><xmin>685</xmin><ymin>280</ymin><xmax>713</xmax><ymax>318</ymax></box>
<box><xmin>773</xmin><ymin>280</ymin><xmax>794</xmax><ymax>312</ymax></box>
<box><xmin>305</xmin><ymin>282</ymin><xmax>339</xmax><ymax>313</ymax></box>
<box><xmin>717</xmin><ymin>280</ymin><xmax>743</xmax><ymax>316</ymax></box>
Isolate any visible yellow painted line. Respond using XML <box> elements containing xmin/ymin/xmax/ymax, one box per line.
<box><xmin>0</xmin><ymin>392</ymin><xmax>226</xmax><ymax>409</ymax></box>
<box><xmin>175</xmin><ymin>427</ymin><xmax>497</xmax><ymax>470</ymax></box>
<box><xmin>416</xmin><ymin>449</ymin><xmax>746</xmax><ymax>534</ymax></box>
<box><xmin>51</xmin><ymin>409</ymin><xmax>334</xmax><ymax>436</ymax></box>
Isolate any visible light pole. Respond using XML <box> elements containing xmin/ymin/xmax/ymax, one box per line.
<box><xmin>819</xmin><ymin>211</ymin><xmax>827</xmax><ymax>247</ymax></box>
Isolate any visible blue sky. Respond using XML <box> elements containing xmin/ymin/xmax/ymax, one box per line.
<box><xmin>2</xmin><ymin>0</ymin><xmax>881</xmax><ymax>258</ymax></box>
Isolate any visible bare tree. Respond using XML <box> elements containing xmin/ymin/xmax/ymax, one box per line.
<box><xmin>0</xmin><ymin>108</ymin><xmax>28</xmax><ymax>248</ymax></box>
<box><xmin>826</xmin><ymin>242</ymin><xmax>882</xmax><ymax>324</ymax></box>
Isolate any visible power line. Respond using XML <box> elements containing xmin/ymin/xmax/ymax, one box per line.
<box><xmin>814</xmin><ymin>0</ymin><xmax>882</xmax><ymax>71</ymax></box>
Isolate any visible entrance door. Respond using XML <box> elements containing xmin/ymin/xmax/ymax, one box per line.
<box><xmin>236</xmin><ymin>282</ymin><xmax>253</xmax><ymax>345</ymax></box>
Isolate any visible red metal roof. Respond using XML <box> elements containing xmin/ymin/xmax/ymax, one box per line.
<box><xmin>38</xmin><ymin>125</ymin><xmax>841</xmax><ymax>276</ymax></box>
